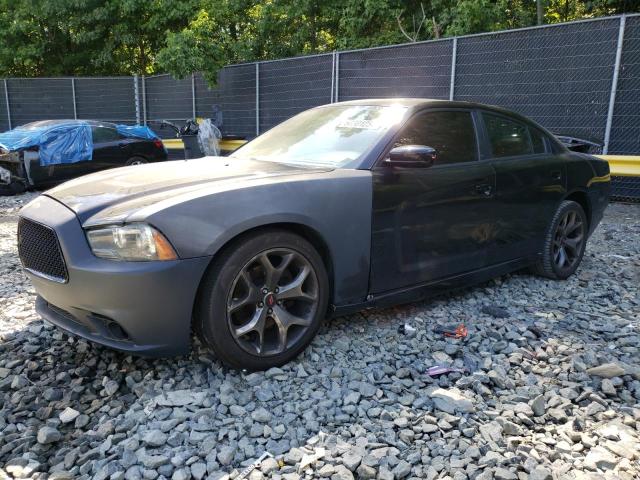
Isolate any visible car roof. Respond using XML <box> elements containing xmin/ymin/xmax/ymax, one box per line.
<box><xmin>331</xmin><ymin>98</ymin><xmax>518</xmax><ymax>113</ymax></box>
<box><xmin>19</xmin><ymin>119</ymin><xmax>116</xmax><ymax>130</ymax></box>
<box><xmin>328</xmin><ymin>98</ymin><xmax>552</xmax><ymax>131</ymax></box>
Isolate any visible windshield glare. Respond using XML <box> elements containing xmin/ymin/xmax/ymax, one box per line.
<box><xmin>232</xmin><ymin>104</ymin><xmax>408</xmax><ymax>168</ymax></box>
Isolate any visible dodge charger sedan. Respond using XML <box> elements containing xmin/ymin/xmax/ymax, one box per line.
<box><xmin>17</xmin><ymin>99</ymin><xmax>610</xmax><ymax>370</ymax></box>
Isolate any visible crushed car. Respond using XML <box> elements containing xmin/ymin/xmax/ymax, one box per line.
<box><xmin>0</xmin><ymin>120</ymin><xmax>166</xmax><ymax>194</ymax></box>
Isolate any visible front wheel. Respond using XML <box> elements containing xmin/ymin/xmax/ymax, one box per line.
<box><xmin>125</xmin><ymin>156</ymin><xmax>147</xmax><ymax>166</ymax></box>
<box><xmin>532</xmin><ymin>200</ymin><xmax>587</xmax><ymax>280</ymax></box>
<box><xmin>196</xmin><ymin>230</ymin><xmax>329</xmax><ymax>370</ymax></box>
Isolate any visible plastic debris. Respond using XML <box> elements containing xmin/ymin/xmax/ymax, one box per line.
<box><xmin>197</xmin><ymin>118</ymin><xmax>222</xmax><ymax>156</ymax></box>
<box><xmin>398</xmin><ymin>323</ymin><xmax>417</xmax><ymax>337</ymax></box>
<box><xmin>427</xmin><ymin>365</ymin><xmax>465</xmax><ymax>377</ymax></box>
<box><xmin>236</xmin><ymin>451</ymin><xmax>274</xmax><ymax>480</ymax></box>
<box><xmin>434</xmin><ymin>323</ymin><xmax>468</xmax><ymax>339</ymax></box>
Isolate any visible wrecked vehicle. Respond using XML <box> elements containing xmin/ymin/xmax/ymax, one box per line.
<box><xmin>0</xmin><ymin>120</ymin><xmax>167</xmax><ymax>194</ymax></box>
<box><xmin>17</xmin><ymin>99</ymin><xmax>610</xmax><ymax>370</ymax></box>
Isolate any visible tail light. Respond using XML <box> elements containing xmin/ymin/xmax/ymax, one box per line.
<box><xmin>153</xmin><ymin>139</ymin><xmax>164</xmax><ymax>149</ymax></box>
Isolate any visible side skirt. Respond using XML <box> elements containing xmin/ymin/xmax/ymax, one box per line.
<box><xmin>331</xmin><ymin>257</ymin><xmax>533</xmax><ymax>317</ymax></box>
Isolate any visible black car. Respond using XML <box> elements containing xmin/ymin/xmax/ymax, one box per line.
<box><xmin>0</xmin><ymin>120</ymin><xmax>167</xmax><ymax>194</ymax></box>
<box><xmin>17</xmin><ymin>99</ymin><xmax>610</xmax><ymax>370</ymax></box>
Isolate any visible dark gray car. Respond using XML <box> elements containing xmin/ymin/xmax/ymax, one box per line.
<box><xmin>17</xmin><ymin>99</ymin><xmax>610</xmax><ymax>370</ymax></box>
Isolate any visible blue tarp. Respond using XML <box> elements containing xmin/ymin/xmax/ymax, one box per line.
<box><xmin>0</xmin><ymin>121</ymin><xmax>159</xmax><ymax>166</ymax></box>
<box><xmin>115</xmin><ymin>125</ymin><xmax>159</xmax><ymax>140</ymax></box>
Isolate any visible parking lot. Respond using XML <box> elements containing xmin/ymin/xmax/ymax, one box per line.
<box><xmin>0</xmin><ymin>193</ymin><xmax>639</xmax><ymax>479</ymax></box>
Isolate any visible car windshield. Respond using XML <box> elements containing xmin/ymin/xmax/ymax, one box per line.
<box><xmin>231</xmin><ymin>104</ymin><xmax>408</xmax><ymax>168</ymax></box>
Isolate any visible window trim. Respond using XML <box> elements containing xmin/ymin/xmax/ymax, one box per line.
<box><xmin>476</xmin><ymin>109</ymin><xmax>550</xmax><ymax>161</ymax></box>
<box><xmin>373</xmin><ymin>107</ymin><xmax>483</xmax><ymax>170</ymax></box>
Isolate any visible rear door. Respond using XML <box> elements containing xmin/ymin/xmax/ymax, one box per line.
<box><xmin>478</xmin><ymin>110</ymin><xmax>566</xmax><ymax>263</ymax></box>
<box><xmin>370</xmin><ymin>109</ymin><xmax>497</xmax><ymax>293</ymax></box>
<box><xmin>91</xmin><ymin>126</ymin><xmax>131</xmax><ymax>170</ymax></box>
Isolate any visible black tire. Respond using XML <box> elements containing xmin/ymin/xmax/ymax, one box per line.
<box><xmin>532</xmin><ymin>200</ymin><xmax>588</xmax><ymax>280</ymax></box>
<box><xmin>0</xmin><ymin>180</ymin><xmax>27</xmax><ymax>196</ymax></box>
<box><xmin>125</xmin><ymin>156</ymin><xmax>147</xmax><ymax>166</ymax></box>
<box><xmin>195</xmin><ymin>229</ymin><xmax>329</xmax><ymax>370</ymax></box>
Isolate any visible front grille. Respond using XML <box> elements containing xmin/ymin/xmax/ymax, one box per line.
<box><xmin>17</xmin><ymin>218</ymin><xmax>68</xmax><ymax>283</ymax></box>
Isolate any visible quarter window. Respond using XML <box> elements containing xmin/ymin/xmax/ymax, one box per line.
<box><xmin>91</xmin><ymin>127</ymin><xmax>120</xmax><ymax>143</ymax></box>
<box><xmin>394</xmin><ymin>110</ymin><xmax>477</xmax><ymax>165</ymax></box>
<box><xmin>483</xmin><ymin>112</ymin><xmax>543</xmax><ymax>158</ymax></box>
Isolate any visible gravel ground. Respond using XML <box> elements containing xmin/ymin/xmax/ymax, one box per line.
<box><xmin>0</xmin><ymin>192</ymin><xmax>638</xmax><ymax>480</ymax></box>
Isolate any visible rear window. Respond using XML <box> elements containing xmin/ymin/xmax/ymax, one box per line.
<box><xmin>483</xmin><ymin>112</ymin><xmax>533</xmax><ymax>158</ymax></box>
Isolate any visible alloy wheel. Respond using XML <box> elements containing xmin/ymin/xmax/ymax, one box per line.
<box><xmin>227</xmin><ymin>248</ymin><xmax>319</xmax><ymax>356</ymax></box>
<box><xmin>552</xmin><ymin>210</ymin><xmax>584</xmax><ymax>272</ymax></box>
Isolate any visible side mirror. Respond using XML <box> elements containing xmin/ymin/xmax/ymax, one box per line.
<box><xmin>386</xmin><ymin>145</ymin><xmax>437</xmax><ymax>168</ymax></box>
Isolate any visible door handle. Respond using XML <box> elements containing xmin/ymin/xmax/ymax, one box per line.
<box><xmin>551</xmin><ymin>170</ymin><xmax>562</xmax><ymax>180</ymax></box>
<box><xmin>475</xmin><ymin>184</ymin><xmax>493</xmax><ymax>196</ymax></box>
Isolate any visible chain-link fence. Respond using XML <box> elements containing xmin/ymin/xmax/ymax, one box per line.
<box><xmin>1</xmin><ymin>14</ymin><xmax>639</xmax><ymax>198</ymax></box>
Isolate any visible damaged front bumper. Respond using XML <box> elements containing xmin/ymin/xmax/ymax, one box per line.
<box><xmin>0</xmin><ymin>150</ymin><xmax>30</xmax><ymax>188</ymax></box>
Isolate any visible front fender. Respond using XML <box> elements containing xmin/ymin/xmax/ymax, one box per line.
<box><xmin>146</xmin><ymin>169</ymin><xmax>373</xmax><ymax>306</ymax></box>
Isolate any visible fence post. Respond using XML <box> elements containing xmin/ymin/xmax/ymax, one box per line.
<box><xmin>191</xmin><ymin>73</ymin><xmax>196</xmax><ymax>119</ymax></box>
<box><xmin>449</xmin><ymin>37</ymin><xmax>458</xmax><ymax>101</ymax></box>
<box><xmin>330</xmin><ymin>52</ymin><xmax>336</xmax><ymax>103</ymax></box>
<box><xmin>255</xmin><ymin>63</ymin><xmax>260</xmax><ymax>136</ymax></box>
<box><xmin>3</xmin><ymin>79</ymin><xmax>11</xmax><ymax>130</ymax></box>
<box><xmin>334</xmin><ymin>52</ymin><xmax>340</xmax><ymax>102</ymax></box>
<box><xmin>141</xmin><ymin>75</ymin><xmax>147</xmax><ymax>126</ymax></box>
<box><xmin>603</xmin><ymin>15</ymin><xmax>626</xmax><ymax>155</ymax></box>
<box><xmin>134</xmin><ymin>75</ymin><xmax>141</xmax><ymax>124</ymax></box>
<box><xmin>71</xmin><ymin>78</ymin><xmax>78</xmax><ymax>119</ymax></box>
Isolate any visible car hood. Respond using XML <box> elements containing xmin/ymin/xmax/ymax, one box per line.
<box><xmin>45</xmin><ymin>157</ymin><xmax>331</xmax><ymax>224</ymax></box>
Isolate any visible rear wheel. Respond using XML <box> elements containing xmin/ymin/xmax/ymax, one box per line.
<box><xmin>125</xmin><ymin>156</ymin><xmax>147</xmax><ymax>166</ymax></box>
<box><xmin>532</xmin><ymin>200</ymin><xmax>587</xmax><ymax>279</ymax></box>
<box><xmin>196</xmin><ymin>230</ymin><xmax>329</xmax><ymax>370</ymax></box>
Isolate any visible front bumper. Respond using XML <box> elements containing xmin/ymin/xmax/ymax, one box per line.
<box><xmin>19</xmin><ymin>195</ymin><xmax>211</xmax><ymax>356</ymax></box>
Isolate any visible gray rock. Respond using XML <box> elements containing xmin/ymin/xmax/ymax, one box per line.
<box><xmin>529</xmin><ymin>467</ymin><xmax>552</xmax><ymax>480</ymax></box>
<box><xmin>142</xmin><ymin>429</ymin><xmax>168</xmax><ymax>447</ymax></box>
<box><xmin>217</xmin><ymin>446</ymin><xmax>235</xmax><ymax>466</ymax></box>
<box><xmin>586</xmin><ymin>363</ymin><xmax>625</xmax><ymax>378</ymax></box>
<box><xmin>530</xmin><ymin>394</ymin><xmax>546</xmax><ymax>417</ymax></box>
<box><xmin>430</xmin><ymin>388</ymin><xmax>474</xmax><ymax>413</ymax></box>
<box><xmin>37</xmin><ymin>426</ymin><xmax>61</xmax><ymax>444</ymax></box>
<box><xmin>59</xmin><ymin>407</ymin><xmax>80</xmax><ymax>424</ymax></box>
<box><xmin>251</xmin><ymin>407</ymin><xmax>272</xmax><ymax>423</ymax></box>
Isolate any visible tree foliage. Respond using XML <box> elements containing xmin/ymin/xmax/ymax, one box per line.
<box><xmin>0</xmin><ymin>0</ymin><xmax>637</xmax><ymax>81</ymax></box>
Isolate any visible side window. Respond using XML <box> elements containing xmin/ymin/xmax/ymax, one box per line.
<box><xmin>530</xmin><ymin>128</ymin><xmax>547</xmax><ymax>154</ymax></box>
<box><xmin>394</xmin><ymin>110</ymin><xmax>477</xmax><ymax>165</ymax></box>
<box><xmin>91</xmin><ymin>127</ymin><xmax>120</xmax><ymax>143</ymax></box>
<box><xmin>482</xmin><ymin>112</ymin><xmax>533</xmax><ymax>158</ymax></box>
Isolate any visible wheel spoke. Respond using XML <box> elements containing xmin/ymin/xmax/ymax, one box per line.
<box><xmin>566</xmin><ymin>219</ymin><xmax>582</xmax><ymax>235</ymax></box>
<box><xmin>258</xmin><ymin>254</ymin><xmax>278</xmax><ymax>289</ymax></box>
<box><xmin>563</xmin><ymin>234</ymin><xmax>583</xmax><ymax>255</ymax></box>
<box><xmin>557</xmin><ymin>247</ymin><xmax>567</xmax><ymax>267</ymax></box>
<box><xmin>273</xmin><ymin>252</ymin><xmax>295</xmax><ymax>287</ymax></box>
<box><xmin>234</xmin><ymin>307</ymin><xmax>267</xmax><ymax>353</ymax></box>
<box><xmin>228</xmin><ymin>270</ymin><xmax>260</xmax><ymax>313</ymax></box>
<box><xmin>278</xmin><ymin>265</ymin><xmax>316</xmax><ymax>301</ymax></box>
<box><xmin>271</xmin><ymin>305</ymin><xmax>312</xmax><ymax>353</ymax></box>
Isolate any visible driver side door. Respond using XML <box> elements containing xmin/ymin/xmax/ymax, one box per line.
<box><xmin>369</xmin><ymin>109</ymin><xmax>497</xmax><ymax>294</ymax></box>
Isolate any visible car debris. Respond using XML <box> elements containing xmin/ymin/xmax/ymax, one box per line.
<box><xmin>427</xmin><ymin>365</ymin><xmax>466</xmax><ymax>377</ymax></box>
<box><xmin>236</xmin><ymin>451</ymin><xmax>274</xmax><ymax>480</ymax></box>
<box><xmin>434</xmin><ymin>323</ymin><xmax>468</xmax><ymax>339</ymax></box>
<box><xmin>398</xmin><ymin>323</ymin><xmax>417</xmax><ymax>337</ymax></box>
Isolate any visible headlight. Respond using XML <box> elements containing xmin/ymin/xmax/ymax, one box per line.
<box><xmin>86</xmin><ymin>223</ymin><xmax>178</xmax><ymax>261</ymax></box>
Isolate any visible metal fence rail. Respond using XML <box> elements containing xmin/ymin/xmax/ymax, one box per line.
<box><xmin>1</xmin><ymin>14</ymin><xmax>639</xmax><ymax>199</ymax></box>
